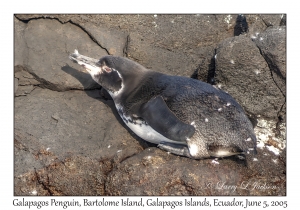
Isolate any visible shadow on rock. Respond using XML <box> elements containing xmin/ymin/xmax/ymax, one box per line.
<box><xmin>234</xmin><ymin>14</ymin><xmax>248</xmax><ymax>36</ymax></box>
<box><xmin>61</xmin><ymin>64</ymin><xmax>151</xmax><ymax>150</ymax></box>
<box><xmin>61</xmin><ymin>65</ymin><xmax>101</xmax><ymax>90</ymax></box>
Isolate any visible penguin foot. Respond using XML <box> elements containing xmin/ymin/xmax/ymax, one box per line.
<box><xmin>158</xmin><ymin>142</ymin><xmax>192</xmax><ymax>158</ymax></box>
<box><xmin>207</xmin><ymin>145</ymin><xmax>244</xmax><ymax>158</ymax></box>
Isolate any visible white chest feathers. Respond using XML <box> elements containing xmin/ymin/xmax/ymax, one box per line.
<box><xmin>126</xmin><ymin>119</ymin><xmax>186</xmax><ymax>145</ymax></box>
<box><xmin>115</xmin><ymin>104</ymin><xmax>186</xmax><ymax>145</ymax></box>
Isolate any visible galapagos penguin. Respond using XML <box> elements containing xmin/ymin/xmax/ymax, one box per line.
<box><xmin>69</xmin><ymin>50</ymin><xmax>257</xmax><ymax>159</ymax></box>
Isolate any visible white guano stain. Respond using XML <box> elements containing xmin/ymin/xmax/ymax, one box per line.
<box><xmin>256</xmin><ymin>140</ymin><xmax>265</xmax><ymax>149</ymax></box>
<box><xmin>212</xmin><ymin>159</ymin><xmax>219</xmax><ymax>165</ymax></box>
<box><xmin>254</xmin><ymin>69</ymin><xmax>261</xmax><ymax>75</ymax></box>
<box><xmin>254</xmin><ymin>118</ymin><xmax>286</xmax><ymax>153</ymax></box>
<box><xmin>152</xmin><ymin>22</ymin><xmax>158</xmax><ymax>27</ymax></box>
<box><xmin>251</xmin><ymin>35</ymin><xmax>257</xmax><ymax>40</ymax></box>
<box><xmin>224</xmin><ymin>15</ymin><xmax>232</xmax><ymax>24</ymax></box>
<box><xmin>266</xmin><ymin>145</ymin><xmax>280</xmax><ymax>156</ymax></box>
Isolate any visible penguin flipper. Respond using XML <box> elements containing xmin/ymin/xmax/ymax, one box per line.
<box><xmin>158</xmin><ymin>142</ymin><xmax>192</xmax><ymax>158</ymax></box>
<box><xmin>139</xmin><ymin>96</ymin><xmax>195</xmax><ymax>142</ymax></box>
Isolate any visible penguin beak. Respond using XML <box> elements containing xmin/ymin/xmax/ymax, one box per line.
<box><xmin>69</xmin><ymin>49</ymin><xmax>100</xmax><ymax>75</ymax></box>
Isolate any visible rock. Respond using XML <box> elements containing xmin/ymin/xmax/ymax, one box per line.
<box><xmin>126</xmin><ymin>14</ymin><xmax>236</xmax><ymax>78</ymax></box>
<box><xmin>280</xmin><ymin>14</ymin><xmax>286</xmax><ymax>26</ymax></box>
<box><xmin>260</xmin><ymin>14</ymin><xmax>283</xmax><ymax>27</ymax></box>
<box><xmin>14</xmin><ymin>137</ymin><xmax>44</xmax><ymax>176</ymax></box>
<box><xmin>14</xmin><ymin>87</ymin><xmax>143</xmax><ymax>162</ymax></box>
<box><xmin>254</xmin><ymin>118</ymin><xmax>286</xmax><ymax>153</ymax></box>
<box><xmin>14</xmin><ymin>155</ymin><xmax>112</xmax><ymax>196</ymax></box>
<box><xmin>16</xmin><ymin>14</ymin><xmax>284</xmax><ymax>82</ymax></box>
<box><xmin>244</xmin><ymin>15</ymin><xmax>268</xmax><ymax>39</ymax></box>
<box><xmin>35</xmin><ymin>156</ymin><xmax>110</xmax><ymax>195</ymax></box>
<box><xmin>14</xmin><ymin>67</ymin><xmax>40</xmax><ymax>86</ymax></box>
<box><xmin>14</xmin><ymin>67</ymin><xmax>40</xmax><ymax>96</ymax></box>
<box><xmin>15</xmin><ymin>14</ymin><xmax>237</xmax><ymax>80</ymax></box>
<box><xmin>278</xmin><ymin>102</ymin><xmax>286</xmax><ymax>123</ymax></box>
<box><xmin>14</xmin><ymin>171</ymin><xmax>49</xmax><ymax>196</ymax></box>
<box><xmin>126</xmin><ymin>33</ymin><xmax>211</xmax><ymax>78</ymax></box>
<box><xmin>106</xmin><ymin>147</ymin><xmax>285</xmax><ymax>196</ymax></box>
<box><xmin>17</xmin><ymin>18</ymin><xmax>106</xmax><ymax>91</ymax></box>
<box><xmin>14</xmin><ymin>78</ymin><xmax>19</xmax><ymax>94</ymax></box>
<box><xmin>80</xmin><ymin>21</ymin><xmax>128</xmax><ymax>56</ymax></box>
<box><xmin>14</xmin><ymin>17</ymin><xmax>28</xmax><ymax>66</ymax></box>
<box><xmin>15</xmin><ymin>85</ymin><xmax>35</xmax><ymax>97</ymax></box>
<box><xmin>214</xmin><ymin>35</ymin><xmax>284</xmax><ymax>119</ymax></box>
<box><xmin>14</xmin><ymin>87</ymin><xmax>145</xmax><ymax>195</ymax></box>
<box><xmin>253</xmin><ymin>26</ymin><xmax>286</xmax><ymax>96</ymax></box>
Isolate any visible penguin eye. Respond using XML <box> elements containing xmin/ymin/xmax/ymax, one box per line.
<box><xmin>103</xmin><ymin>66</ymin><xmax>112</xmax><ymax>73</ymax></box>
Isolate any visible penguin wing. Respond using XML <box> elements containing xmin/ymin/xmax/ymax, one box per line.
<box><xmin>139</xmin><ymin>96</ymin><xmax>195</xmax><ymax>142</ymax></box>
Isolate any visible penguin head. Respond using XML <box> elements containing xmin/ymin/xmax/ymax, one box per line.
<box><xmin>69</xmin><ymin>50</ymin><xmax>147</xmax><ymax>98</ymax></box>
<box><xmin>91</xmin><ymin>57</ymin><xmax>123</xmax><ymax>95</ymax></box>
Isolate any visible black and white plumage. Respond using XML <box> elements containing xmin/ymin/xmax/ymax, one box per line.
<box><xmin>69</xmin><ymin>50</ymin><xmax>257</xmax><ymax>159</ymax></box>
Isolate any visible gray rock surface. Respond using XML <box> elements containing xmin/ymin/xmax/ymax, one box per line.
<box><xmin>14</xmin><ymin>67</ymin><xmax>40</xmax><ymax>96</ymax></box>
<box><xmin>106</xmin><ymin>147</ymin><xmax>285</xmax><ymax>196</ymax></box>
<box><xmin>244</xmin><ymin>15</ymin><xmax>267</xmax><ymax>39</ymax></box>
<box><xmin>14</xmin><ymin>14</ymin><xmax>286</xmax><ymax>196</ymax></box>
<box><xmin>15</xmin><ymin>17</ymin><xmax>104</xmax><ymax>91</ymax></box>
<box><xmin>79</xmin><ymin>21</ymin><xmax>128</xmax><ymax>56</ymax></box>
<box><xmin>214</xmin><ymin>35</ymin><xmax>285</xmax><ymax>120</ymax></box>
<box><xmin>15</xmin><ymin>88</ymin><xmax>144</xmax><ymax>162</ymax></box>
<box><xmin>253</xmin><ymin>26</ymin><xmax>286</xmax><ymax>97</ymax></box>
<box><xmin>14</xmin><ymin>17</ymin><xmax>28</xmax><ymax>66</ymax></box>
<box><xmin>260</xmin><ymin>14</ymin><xmax>283</xmax><ymax>27</ymax></box>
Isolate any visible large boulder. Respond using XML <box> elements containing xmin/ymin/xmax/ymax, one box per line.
<box><xmin>15</xmin><ymin>17</ymin><xmax>105</xmax><ymax>91</ymax></box>
<box><xmin>14</xmin><ymin>87</ymin><xmax>145</xmax><ymax>196</ymax></box>
<box><xmin>214</xmin><ymin>35</ymin><xmax>285</xmax><ymax>120</ymax></box>
<box><xmin>14</xmin><ymin>88</ymin><xmax>144</xmax><ymax>162</ymax></box>
<box><xmin>253</xmin><ymin>26</ymin><xmax>286</xmax><ymax>97</ymax></box>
